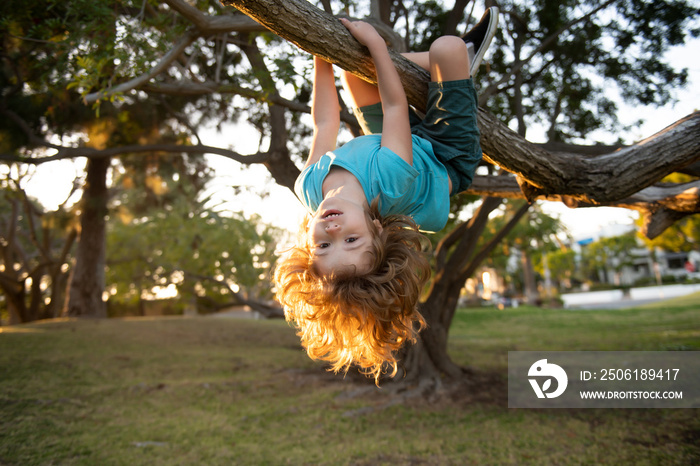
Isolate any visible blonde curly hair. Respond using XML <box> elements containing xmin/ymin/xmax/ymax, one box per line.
<box><xmin>274</xmin><ymin>200</ymin><xmax>431</xmax><ymax>383</ymax></box>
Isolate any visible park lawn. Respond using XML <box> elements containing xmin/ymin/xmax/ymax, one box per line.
<box><xmin>0</xmin><ymin>297</ymin><xmax>698</xmax><ymax>465</ymax></box>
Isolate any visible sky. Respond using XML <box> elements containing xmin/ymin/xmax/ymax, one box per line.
<box><xmin>20</xmin><ymin>36</ymin><xmax>700</xmax><ymax>244</ymax></box>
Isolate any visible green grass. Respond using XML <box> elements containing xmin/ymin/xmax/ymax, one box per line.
<box><xmin>1</xmin><ymin>296</ymin><xmax>699</xmax><ymax>465</ymax></box>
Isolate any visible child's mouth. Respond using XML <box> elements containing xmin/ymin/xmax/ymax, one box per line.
<box><xmin>322</xmin><ymin>210</ymin><xmax>342</xmax><ymax>220</ymax></box>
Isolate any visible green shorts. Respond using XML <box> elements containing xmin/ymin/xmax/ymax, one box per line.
<box><xmin>352</xmin><ymin>78</ymin><xmax>482</xmax><ymax>195</ymax></box>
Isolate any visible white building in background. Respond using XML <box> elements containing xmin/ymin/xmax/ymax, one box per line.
<box><xmin>459</xmin><ymin>222</ymin><xmax>699</xmax><ymax>307</ymax></box>
<box><xmin>573</xmin><ymin>225</ymin><xmax>700</xmax><ymax>287</ymax></box>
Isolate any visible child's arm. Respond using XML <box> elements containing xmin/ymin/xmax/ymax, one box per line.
<box><xmin>305</xmin><ymin>56</ymin><xmax>340</xmax><ymax>170</ymax></box>
<box><xmin>341</xmin><ymin>19</ymin><xmax>412</xmax><ymax>165</ymax></box>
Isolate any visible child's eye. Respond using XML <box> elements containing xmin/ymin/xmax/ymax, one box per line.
<box><xmin>318</xmin><ymin>243</ymin><xmax>330</xmax><ymax>249</ymax></box>
<box><xmin>345</xmin><ymin>237</ymin><xmax>357</xmax><ymax>243</ymax></box>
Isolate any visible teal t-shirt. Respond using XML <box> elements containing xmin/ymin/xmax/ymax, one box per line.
<box><xmin>295</xmin><ymin>134</ymin><xmax>450</xmax><ymax>233</ymax></box>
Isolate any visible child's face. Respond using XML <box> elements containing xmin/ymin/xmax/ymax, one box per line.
<box><xmin>308</xmin><ymin>197</ymin><xmax>381</xmax><ymax>276</ymax></box>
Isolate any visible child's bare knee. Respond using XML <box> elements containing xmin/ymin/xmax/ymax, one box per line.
<box><xmin>429</xmin><ymin>36</ymin><xmax>466</xmax><ymax>61</ymax></box>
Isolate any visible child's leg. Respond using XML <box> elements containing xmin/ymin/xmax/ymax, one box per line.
<box><xmin>411</xmin><ymin>38</ymin><xmax>481</xmax><ymax>195</ymax></box>
<box><xmin>341</xmin><ymin>39</ymin><xmax>469</xmax><ymax>138</ymax></box>
<box><xmin>341</xmin><ymin>51</ymin><xmax>430</xmax><ymax>106</ymax></box>
<box><xmin>408</xmin><ymin>6</ymin><xmax>499</xmax><ymax>79</ymax></box>
<box><xmin>340</xmin><ymin>71</ymin><xmax>380</xmax><ymax>108</ymax></box>
<box><xmin>427</xmin><ymin>36</ymin><xmax>471</xmax><ymax>82</ymax></box>
<box><xmin>341</xmin><ymin>37</ymin><xmax>469</xmax><ymax>108</ymax></box>
<box><xmin>401</xmin><ymin>37</ymin><xmax>470</xmax><ymax>81</ymax></box>
<box><xmin>401</xmin><ymin>52</ymin><xmax>429</xmax><ymax>71</ymax></box>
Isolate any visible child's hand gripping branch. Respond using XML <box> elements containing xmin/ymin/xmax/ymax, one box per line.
<box><xmin>274</xmin><ymin>9</ymin><xmax>499</xmax><ymax>383</ymax></box>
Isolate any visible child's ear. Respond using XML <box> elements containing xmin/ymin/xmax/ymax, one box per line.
<box><xmin>372</xmin><ymin>219</ymin><xmax>383</xmax><ymax>233</ymax></box>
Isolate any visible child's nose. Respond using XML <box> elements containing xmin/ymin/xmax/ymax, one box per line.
<box><xmin>325</xmin><ymin>223</ymin><xmax>341</xmax><ymax>234</ymax></box>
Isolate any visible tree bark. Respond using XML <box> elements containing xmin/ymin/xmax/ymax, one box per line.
<box><xmin>403</xmin><ymin>198</ymin><xmax>503</xmax><ymax>382</ymax></box>
<box><xmin>222</xmin><ymin>0</ymin><xmax>431</xmax><ymax>110</ymax></box>
<box><xmin>0</xmin><ymin>275</ymin><xmax>26</xmax><ymax>324</ymax></box>
<box><xmin>466</xmin><ymin>176</ymin><xmax>700</xmax><ymax>239</ymax></box>
<box><xmin>64</xmin><ymin>157</ymin><xmax>110</xmax><ymax>318</ymax></box>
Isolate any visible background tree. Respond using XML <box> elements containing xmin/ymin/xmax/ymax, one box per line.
<box><xmin>218</xmin><ymin>0</ymin><xmax>700</xmax><ymax>386</ymax></box>
<box><xmin>0</xmin><ymin>168</ymin><xmax>78</xmax><ymax>323</ymax></box>
<box><xmin>483</xmin><ymin>201</ymin><xmax>565</xmax><ymax>304</ymax></box>
<box><xmin>1</xmin><ymin>0</ymin><xmax>286</xmax><ymax>320</ymax></box>
<box><xmin>1</xmin><ymin>0</ymin><xmax>281</xmax><ymax>318</ymax></box>
<box><xmin>107</xmin><ymin>190</ymin><xmax>282</xmax><ymax>317</ymax></box>
<box><xmin>580</xmin><ymin>231</ymin><xmax>639</xmax><ymax>286</ymax></box>
<box><xmin>538</xmin><ymin>247</ymin><xmax>577</xmax><ymax>292</ymax></box>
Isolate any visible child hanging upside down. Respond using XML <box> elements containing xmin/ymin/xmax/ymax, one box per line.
<box><xmin>274</xmin><ymin>8</ymin><xmax>499</xmax><ymax>382</ymax></box>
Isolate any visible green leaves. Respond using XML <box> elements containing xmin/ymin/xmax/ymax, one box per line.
<box><xmin>106</xmin><ymin>190</ymin><xmax>281</xmax><ymax>310</ymax></box>
<box><xmin>482</xmin><ymin>0</ymin><xmax>697</xmax><ymax>142</ymax></box>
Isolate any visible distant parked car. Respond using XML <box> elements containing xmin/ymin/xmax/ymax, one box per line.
<box><xmin>496</xmin><ymin>297</ymin><xmax>518</xmax><ymax>310</ymax></box>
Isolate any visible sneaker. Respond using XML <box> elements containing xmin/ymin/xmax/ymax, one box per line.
<box><xmin>462</xmin><ymin>7</ymin><xmax>499</xmax><ymax>76</ymax></box>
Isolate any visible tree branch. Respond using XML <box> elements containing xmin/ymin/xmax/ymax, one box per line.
<box><xmin>459</xmin><ymin>201</ymin><xmax>530</xmax><ymax>280</ymax></box>
<box><xmin>222</xmin><ymin>0</ymin><xmax>430</xmax><ymax>111</ymax></box>
<box><xmin>0</xmin><ymin>143</ymin><xmax>268</xmax><ymax>165</ymax></box>
<box><xmin>467</xmin><ymin>176</ymin><xmax>700</xmax><ymax>238</ymax></box>
<box><xmin>468</xmin><ymin>176</ymin><xmax>700</xmax><ymax>210</ymax></box>
<box><xmin>84</xmin><ymin>31</ymin><xmax>197</xmax><ymax>104</ymax></box>
<box><xmin>183</xmin><ymin>269</ymin><xmax>283</xmax><ymax>317</ymax></box>
<box><xmin>163</xmin><ymin>0</ymin><xmax>264</xmax><ymax>34</ymax></box>
<box><xmin>0</xmin><ymin>106</ymin><xmax>63</xmax><ymax>151</ymax></box>
<box><xmin>477</xmin><ymin>109</ymin><xmax>700</xmax><ymax>203</ymax></box>
<box><xmin>141</xmin><ymin>81</ymin><xmax>359</xmax><ymax>127</ymax></box>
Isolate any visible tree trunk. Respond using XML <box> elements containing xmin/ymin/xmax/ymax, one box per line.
<box><xmin>45</xmin><ymin>228</ymin><xmax>78</xmax><ymax>319</ymax></box>
<box><xmin>0</xmin><ymin>277</ymin><xmax>26</xmax><ymax>325</ymax></box>
<box><xmin>64</xmin><ymin>157</ymin><xmax>110</xmax><ymax>318</ymax></box>
<box><xmin>521</xmin><ymin>251</ymin><xmax>538</xmax><ymax>305</ymax></box>
<box><xmin>406</xmin><ymin>274</ymin><xmax>471</xmax><ymax>381</ymax></box>
<box><xmin>396</xmin><ymin>199</ymin><xmax>531</xmax><ymax>384</ymax></box>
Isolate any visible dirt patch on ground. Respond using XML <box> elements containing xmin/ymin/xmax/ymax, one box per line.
<box><xmin>281</xmin><ymin>364</ymin><xmax>509</xmax><ymax>414</ymax></box>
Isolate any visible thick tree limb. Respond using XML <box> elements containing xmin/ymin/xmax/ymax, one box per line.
<box><xmin>641</xmin><ymin>208</ymin><xmax>692</xmax><ymax>240</ymax></box>
<box><xmin>467</xmin><ymin>176</ymin><xmax>700</xmax><ymax>238</ymax></box>
<box><xmin>222</xmin><ymin>0</ymin><xmax>431</xmax><ymax>110</ymax></box>
<box><xmin>535</xmin><ymin>141</ymin><xmax>624</xmax><ymax>157</ymax></box>
<box><xmin>478</xmin><ymin>109</ymin><xmax>700</xmax><ymax>202</ymax></box>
